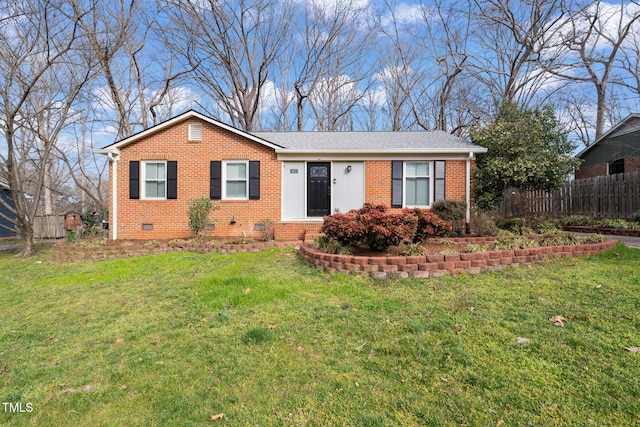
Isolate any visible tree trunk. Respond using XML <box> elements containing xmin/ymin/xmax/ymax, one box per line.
<box><xmin>594</xmin><ymin>83</ymin><xmax>607</xmax><ymax>140</ymax></box>
<box><xmin>44</xmin><ymin>157</ymin><xmax>53</xmax><ymax>215</ymax></box>
<box><xmin>18</xmin><ymin>228</ymin><xmax>36</xmax><ymax>258</ymax></box>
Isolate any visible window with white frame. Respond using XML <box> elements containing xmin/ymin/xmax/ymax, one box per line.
<box><xmin>224</xmin><ymin>161</ymin><xmax>248</xmax><ymax>199</ymax></box>
<box><xmin>188</xmin><ymin>123</ymin><xmax>202</xmax><ymax>140</ymax></box>
<box><xmin>404</xmin><ymin>162</ymin><xmax>431</xmax><ymax>207</ymax></box>
<box><xmin>143</xmin><ymin>161</ymin><xmax>166</xmax><ymax>199</ymax></box>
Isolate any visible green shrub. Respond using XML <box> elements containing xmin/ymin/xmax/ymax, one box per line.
<box><xmin>311</xmin><ymin>236</ymin><xmax>353</xmax><ymax>255</ymax></box>
<box><xmin>474</xmin><ymin>217</ymin><xmax>498</xmax><ymax>237</ymax></box>
<box><xmin>581</xmin><ymin>234</ymin><xmax>608</xmax><ymax>244</ymax></box>
<box><xmin>398</xmin><ymin>243</ymin><xmax>428</xmax><ymax>256</ymax></box>
<box><xmin>492</xmin><ymin>236</ymin><xmax>539</xmax><ymax>250</ymax></box>
<box><xmin>66</xmin><ymin>229</ymin><xmax>76</xmax><ymax>243</ymax></box>
<box><xmin>538</xmin><ymin>232</ymin><xmax>581</xmax><ymax>247</ymax></box>
<box><xmin>559</xmin><ymin>215</ymin><xmax>595</xmax><ymax>226</ymax></box>
<box><xmin>431</xmin><ymin>200</ymin><xmax>466</xmax><ymax>235</ymax></box>
<box><xmin>598</xmin><ymin>218</ymin><xmax>632</xmax><ymax>229</ymax></box>
<box><xmin>466</xmin><ymin>243</ymin><xmax>488</xmax><ymax>253</ymax></box>
<box><xmin>188</xmin><ymin>197</ymin><xmax>215</xmax><ymax>237</ymax></box>
<box><xmin>80</xmin><ymin>211</ymin><xmax>99</xmax><ymax>237</ymax></box>
<box><xmin>496</xmin><ymin>218</ymin><xmax>526</xmax><ymax>234</ymax></box>
<box><xmin>533</xmin><ymin>220</ymin><xmax>561</xmax><ymax>234</ymax></box>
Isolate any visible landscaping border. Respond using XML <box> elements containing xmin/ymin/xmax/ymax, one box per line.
<box><xmin>298</xmin><ymin>237</ymin><xmax>618</xmax><ymax>279</ymax></box>
<box><xmin>562</xmin><ymin>226</ymin><xmax>640</xmax><ymax>237</ymax></box>
<box><xmin>49</xmin><ymin>240</ymin><xmax>302</xmax><ymax>264</ymax></box>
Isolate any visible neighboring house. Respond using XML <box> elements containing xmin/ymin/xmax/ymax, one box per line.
<box><xmin>0</xmin><ymin>181</ymin><xmax>17</xmax><ymax>239</ymax></box>
<box><xmin>576</xmin><ymin>114</ymin><xmax>640</xmax><ymax>179</ymax></box>
<box><xmin>95</xmin><ymin>110</ymin><xmax>488</xmax><ymax>241</ymax></box>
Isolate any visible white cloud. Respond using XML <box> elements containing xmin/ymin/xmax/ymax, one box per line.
<box><xmin>380</xmin><ymin>2</ymin><xmax>425</xmax><ymax>28</ymax></box>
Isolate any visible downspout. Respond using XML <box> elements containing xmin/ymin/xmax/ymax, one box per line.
<box><xmin>107</xmin><ymin>151</ymin><xmax>120</xmax><ymax>240</ymax></box>
<box><xmin>466</xmin><ymin>152</ymin><xmax>472</xmax><ymax>234</ymax></box>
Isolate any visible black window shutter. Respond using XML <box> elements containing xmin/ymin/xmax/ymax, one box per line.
<box><xmin>167</xmin><ymin>161</ymin><xmax>177</xmax><ymax>199</ymax></box>
<box><xmin>391</xmin><ymin>160</ymin><xmax>403</xmax><ymax>208</ymax></box>
<box><xmin>210</xmin><ymin>161</ymin><xmax>222</xmax><ymax>200</ymax></box>
<box><xmin>249</xmin><ymin>161</ymin><xmax>260</xmax><ymax>200</ymax></box>
<box><xmin>434</xmin><ymin>160</ymin><xmax>446</xmax><ymax>201</ymax></box>
<box><xmin>129</xmin><ymin>161</ymin><xmax>140</xmax><ymax>199</ymax></box>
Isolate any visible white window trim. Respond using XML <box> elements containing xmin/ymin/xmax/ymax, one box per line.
<box><xmin>222</xmin><ymin>160</ymin><xmax>249</xmax><ymax>200</ymax></box>
<box><xmin>188</xmin><ymin>123</ymin><xmax>202</xmax><ymax>140</ymax></box>
<box><xmin>403</xmin><ymin>161</ymin><xmax>433</xmax><ymax>208</ymax></box>
<box><xmin>142</xmin><ymin>160</ymin><xmax>167</xmax><ymax>200</ymax></box>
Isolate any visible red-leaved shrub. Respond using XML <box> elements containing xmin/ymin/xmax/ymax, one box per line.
<box><xmin>321</xmin><ymin>204</ymin><xmax>448</xmax><ymax>251</ymax></box>
<box><xmin>403</xmin><ymin>208</ymin><xmax>451</xmax><ymax>241</ymax></box>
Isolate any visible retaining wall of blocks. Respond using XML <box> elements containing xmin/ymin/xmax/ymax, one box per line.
<box><xmin>562</xmin><ymin>226</ymin><xmax>640</xmax><ymax>237</ymax></box>
<box><xmin>298</xmin><ymin>238</ymin><xmax>618</xmax><ymax>279</ymax></box>
<box><xmin>49</xmin><ymin>239</ymin><xmax>302</xmax><ymax>264</ymax></box>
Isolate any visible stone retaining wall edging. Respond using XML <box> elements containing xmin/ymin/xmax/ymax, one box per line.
<box><xmin>298</xmin><ymin>239</ymin><xmax>618</xmax><ymax>279</ymax></box>
<box><xmin>49</xmin><ymin>240</ymin><xmax>303</xmax><ymax>264</ymax></box>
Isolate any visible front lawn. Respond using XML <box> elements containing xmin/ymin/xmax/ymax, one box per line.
<box><xmin>0</xmin><ymin>244</ymin><xmax>639</xmax><ymax>426</ymax></box>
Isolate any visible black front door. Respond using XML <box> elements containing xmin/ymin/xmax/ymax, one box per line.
<box><xmin>307</xmin><ymin>162</ymin><xmax>331</xmax><ymax>217</ymax></box>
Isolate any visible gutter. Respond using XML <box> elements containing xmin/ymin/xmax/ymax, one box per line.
<box><xmin>94</xmin><ymin>148</ymin><xmax>120</xmax><ymax>240</ymax></box>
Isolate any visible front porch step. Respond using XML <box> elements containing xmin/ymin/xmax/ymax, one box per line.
<box><xmin>304</xmin><ymin>227</ymin><xmax>324</xmax><ymax>244</ymax></box>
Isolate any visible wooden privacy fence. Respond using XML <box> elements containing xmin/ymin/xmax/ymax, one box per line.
<box><xmin>502</xmin><ymin>171</ymin><xmax>640</xmax><ymax>219</ymax></box>
<box><xmin>34</xmin><ymin>215</ymin><xmax>65</xmax><ymax>239</ymax></box>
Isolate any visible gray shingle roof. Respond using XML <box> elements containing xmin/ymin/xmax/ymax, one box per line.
<box><xmin>252</xmin><ymin>131</ymin><xmax>486</xmax><ymax>153</ymax></box>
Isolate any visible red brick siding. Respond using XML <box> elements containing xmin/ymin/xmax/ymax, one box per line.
<box><xmin>575</xmin><ymin>157</ymin><xmax>640</xmax><ymax>179</ymax></box>
<box><xmin>364</xmin><ymin>159</ymin><xmax>470</xmax><ymax>207</ymax></box>
<box><xmin>575</xmin><ymin>162</ymin><xmax>607</xmax><ymax>179</ymax></box>
<box><xmin>111</xmin><ymin>123</ymin><xmax>476</xmax><ymax>240</ymax></box>
<box><xmin>112</xmin><ymin>119</ymin><xmax>281</xmax><ymax>240</ymax></box>
<box><xmin>364</xmin><ymin>161</ymin><xmax>391</xmax><ymax>205</ymax></box>
<box><xmin>625</xmin><ymin>156</ymin><xmax>640</xmax><ymax>173</ymax></box>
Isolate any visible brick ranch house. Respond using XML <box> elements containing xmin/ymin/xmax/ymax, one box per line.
<box><xmin>575</xmin><ymin>113</ymin><xmax>640</xmax><ymax>179</ymax></box>
<box><xmin>95</xmin><ymin>110</ymin><xmax>488</xmax><ymax>241</ymax></box>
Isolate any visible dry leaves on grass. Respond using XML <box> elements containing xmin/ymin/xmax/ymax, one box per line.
<box><xmin>209</xmin><ymin>413</ymin><xmax>225</xmax><ymax>421</ymax></box>
<box><xmin>625</xmin><ymin>347</ymin><xmax>640</xmax><ymax>353</ymax></box>
<box><xmin>549</xmin><ymin>315</ymin><xmax>566</xmax><ymax>327</ymax></box>
<box><xmin>267</xmin><ymin>324</ymin><xmax>276</xmax><ymax>330</ymax></box>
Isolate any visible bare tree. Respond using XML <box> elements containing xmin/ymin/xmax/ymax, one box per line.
<box><xmin>468</xmin><ymin>0</ymin><xmax>569</xmax><ymax>107</ymax></box>
<box><xmin>163</xmin><ymin>0</ymin><xmax>293</xmax><ymax>132</ymax></box>
<box><xmin>0</xmin><ymin>0</ymin><xmax>85</xmax><ymax>256</ymax></box>
<box><xmin>304</xmin><ymin>2</ymin><xmax>376</xmax><ymax>131</ymax></box>
<box><xmin>544</xmin><ymin>0</ymin><xmax>640</xmax><ymax>139</ymax></box>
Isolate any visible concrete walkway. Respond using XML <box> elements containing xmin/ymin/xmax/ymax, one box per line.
<box><xmin>0</xmin><ymin>239</ymin><xmax>62</xmax><ymax>252</ymax></box>
<box><xmin>597</xmin><ymin>234</ymin><xmax>640</xmax><ymax>249</ymax></box>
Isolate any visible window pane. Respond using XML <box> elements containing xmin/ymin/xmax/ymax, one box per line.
<box><xmin>406</xmin><ymin>179</ymin><xmax>417</xmax><ymax>206</ymax></box>
<box><xmin>406</xmin><ymin>177</ymin><xmax>429</xmax><ymax>206</ymax></box>
<box><xmin>226</xmin><ymin>181</ymin><xmax>247</xmax><ymax>198</ymax></box>
<box><xmin>406</xmin><ymin>162</ymin><xmax>429</xmax><ymax>177</ymax></box>
<box><xmin>156</xmin><ymin>181</ymin><xmax>165</xmax><ymax>198</ymax></box>
<box><xmin>227</xmin><ymin>163</ymin><xmax>246</xmax><ymax>180</ymax></box>
<box><xmin>415</xmin><ymin>178</ymin><xmax>429</xmax><ymax>205</ymax></box>
<box><xmin>146</xmin><ymin>163</ymin><xmax>157</xmax><ymax>180</ymax></box>
<box><xmin>146</xmin><ymin>181</ymin><xmax>166</xmax><ymax>198</ymax></box>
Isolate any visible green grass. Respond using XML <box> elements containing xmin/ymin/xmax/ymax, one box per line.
<box><xmin>0</xmin><ymin>244</ymin><xmax>639</xmax><ymax>426</ymax></box>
